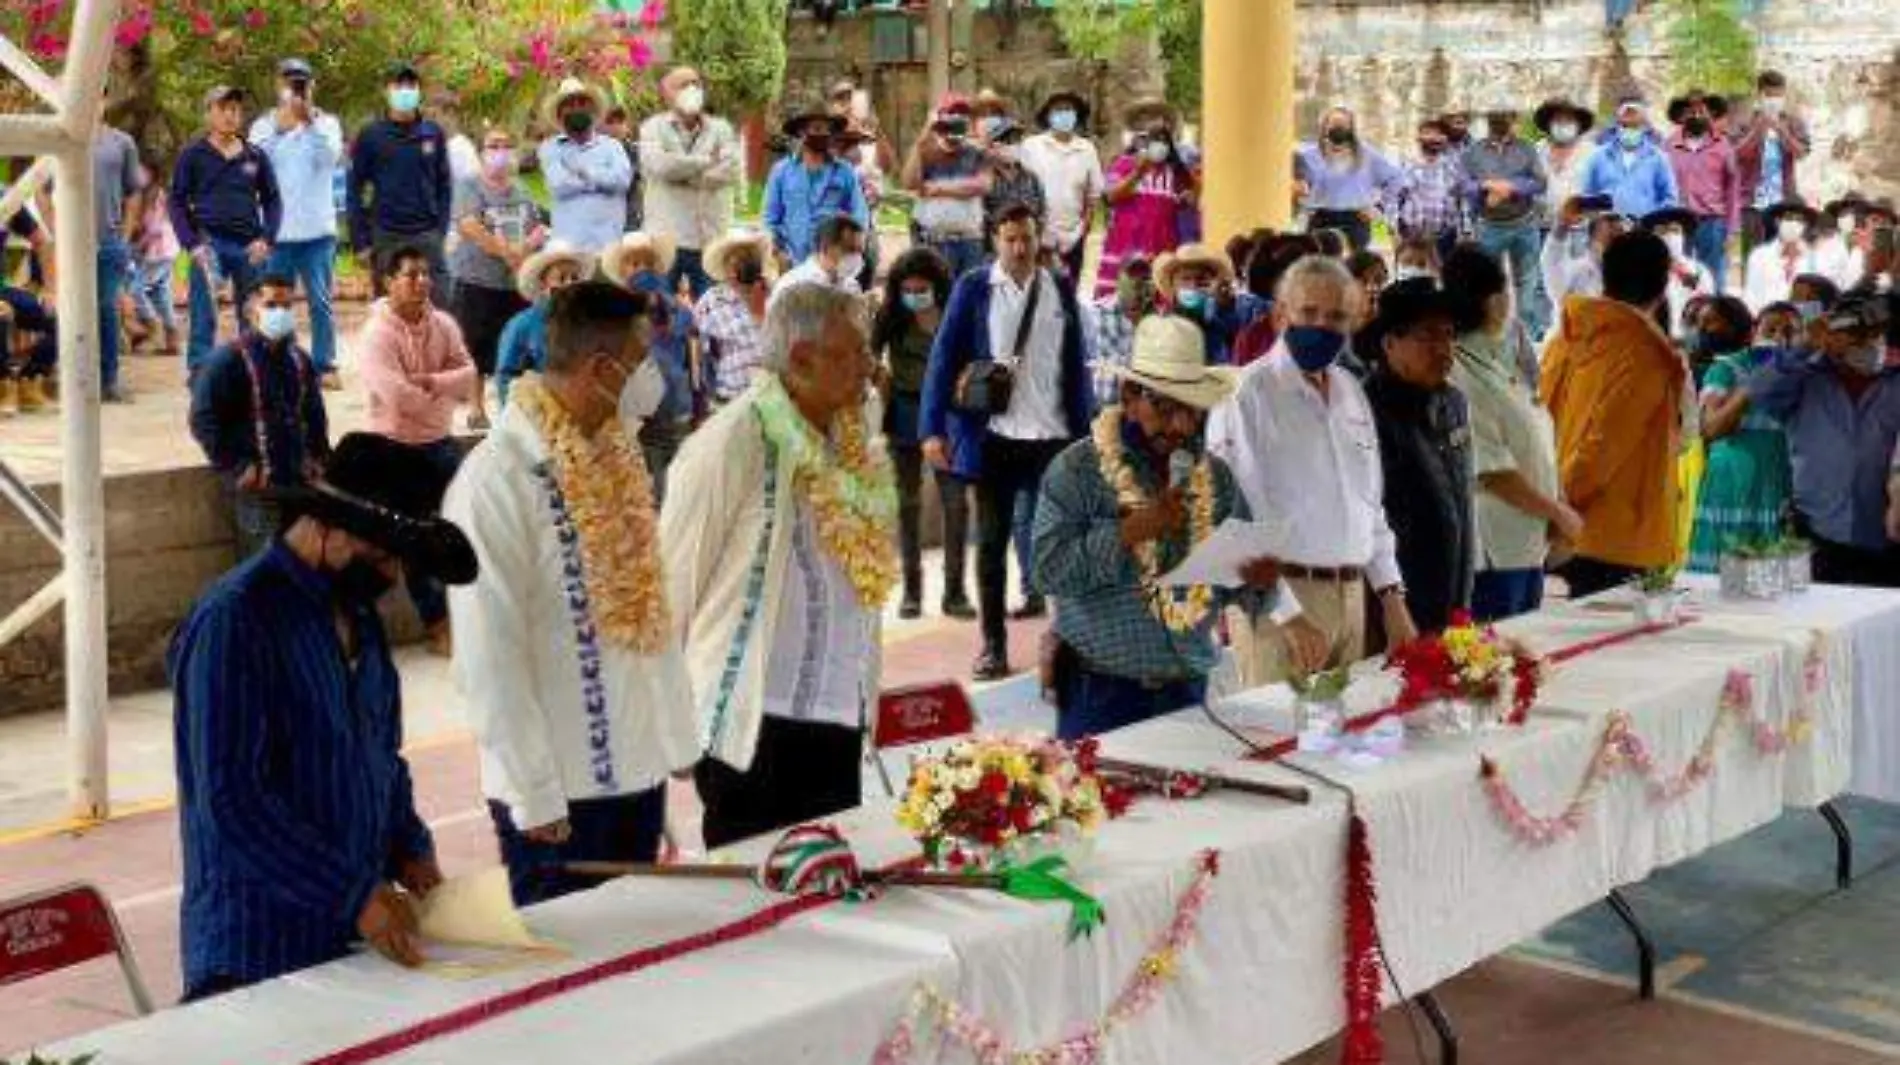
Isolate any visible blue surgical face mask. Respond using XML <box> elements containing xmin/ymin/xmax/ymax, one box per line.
<box><xmin>1176</xmin><ymin>287</ymin><xmax>1210</xmax><ymax>313</ymax></box>
<box><xmin>259</xmin><ymin>306</ymin><xmax>297</xmax><ymax>342</ymax></box>
<box><xmin>981</xmin><ymin>116</ymin><xmax>1005</xmax><ymax>139</ymax></box>
<box><xmin>389</xmin><ymin>86</ymin><xmax>422</xmax><ymax>113</ymax></box>
<box><xmin>1049</xmin><ymin>109</ymin><xmax>1078</xmax><ymax>134</ymax></box>
<box><xmin>1283</xmin><ymin>325</ymin><xmax>1345</xmax><ymax>373</ymax></box>
<box><xmin>1794</xmin><ymin>300</ymin><xmax>1824</xmax><ymax>324</ymax></box>
<box><xmin>900</xmin><ymin>290</ymin><xmax>935</xmax><ymax>313</ymax></box>
<box><xmin>1619</xmin><ymin>126</ymin><xmax>1645</xmax><ymax>149</ymax></box>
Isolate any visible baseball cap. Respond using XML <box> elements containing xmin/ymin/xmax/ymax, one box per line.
<box><xmin>278</xmin><ymin>58</ymin><xmax>313</xmax><ymax>81</ymax></box>
<box><xmin>1825</xmin><ymin>293</ymin><xmax>1892</xmax><ymax>334</ymax></box>
<box><xmin>202</xmin><ymin>85</ymin><xmax>245</xmax><ymax>109</ymax></box>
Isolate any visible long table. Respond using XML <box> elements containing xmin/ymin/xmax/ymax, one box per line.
<box><xmin>46</xmin><ymin>584</ymin><xmax>1900</xmax><ymax>1065</ymax></box>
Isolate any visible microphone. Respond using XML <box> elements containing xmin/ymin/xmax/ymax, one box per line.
<box><xmin>1168</xmin><ymin>449</ymin><xmax>1194</xmax><ymax>491</ymax></box>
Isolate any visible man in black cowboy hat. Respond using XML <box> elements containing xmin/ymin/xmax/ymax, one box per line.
<box><xmin>170</xmin><ymin>432</ymin><xmax>478</xmax><ymax>1001</ymax></box>
<box><xmin>1663</xmin><ymin>89</ymin><xmax>1740</xmax><ymax>294</ymax></box>
<box><xmin>1021</xmin><ymin>89</ymin><xmax>1104</xmax><ymax>282</ymax></box>
<box><xmin>761</xmin><ymin>102</ymin><xmax>867</xmax><ymax>269</ymax></box>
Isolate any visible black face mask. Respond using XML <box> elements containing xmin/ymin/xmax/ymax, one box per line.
<box><xmin>1684</xmin><ymin>117</ymin><xmax>1711</xmax><ymax>136</ymax></box>
<box><xmin>1325</xmin><ymin>127</ymin><xmax>1354</xmax><ymax>147</ymax></box>
<box><xmin>334</xmin><ymin>558</ymin><xmax>396</xmax><ymax>606</ymax></box>
<box><xmin>1419</xmin><ymin>139</ymin><xmax>1445</xmax><ymax>156</ymax></box>
<box><xmin>733</xmin><ymin>259</ymin><xmax>764</xmax><ymax>286</ymax></box>
<box><xmin>803</xmin><ymin>133</ymin><xmax>832</xmax><ymax>155</ymax></box>
<box><xmin>1487</xmin><ymin>118</ymin><xmax>1514</xmax><ymax>140</ymax></box>
<box><xmin>562</xmin><ymin>110</ymin><xmax>595</xmax><ymax>136</ymax></box>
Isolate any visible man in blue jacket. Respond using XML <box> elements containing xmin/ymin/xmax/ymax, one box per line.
<box><xmin>1581</xmin><ymin>95</ymin><xmax>1680</xmax><ymax>221</ymax></box>
<box><xmin>171</xmin><ymin>85</ymin><xmax>283</xmax><ymax>374</ymax></box>
<box><xmin>922</xmin><ymin>203</ymin><xmax>1092</xmax><ymax>679</ymax></box>
<box><xmin>349</xmin><ymin>61</ymin><xmax>454</xmax><ymax>303</ymax></box>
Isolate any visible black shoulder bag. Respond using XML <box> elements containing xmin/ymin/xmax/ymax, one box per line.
<box><xmin>953</xmin><ymin>272</ymin><xmax>1043</xmax><ymax>416</ymax></box>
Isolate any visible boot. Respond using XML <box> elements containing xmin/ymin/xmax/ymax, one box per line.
<box><xmin>426</xmin><ymin>619</ymin><xmax>453</xmax><ymax>658</ymax></box>
<box><xmin>160</xmin><ymin>327</ymin><xmax>181</xmax><ymax>357</ymax></box>
<box><xmin>17</xmin><ymin>377</ymin><xmax>49</xmax><ymax>412</ymax></box>
<box><xmin>0</xmin><ymin>378</ymin><xmax>17</xmax><ymax>416</ymax></box>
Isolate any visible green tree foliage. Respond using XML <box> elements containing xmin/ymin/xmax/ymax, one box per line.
<box><xmin>1661</xmin><ymin>0</ymin><xmax>1759</xmax><ymax>99</ymax></box>
<box><xmin>1049</xmin><ymin>0</ymin><xmax>1200</xmax><ymax>116</ymax></box>
<box><xmin>1151</xmin><ymin>0</ymin><xmax>1200</xmax><ymax>115</ymax></box>
<box><xmin>667</xmin><ymin>0</ymin><xmax>791</xmax><ymax>115</ymax></box>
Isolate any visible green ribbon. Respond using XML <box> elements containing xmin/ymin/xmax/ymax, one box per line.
<box><xmin>998</xmin><ymin>855</ymin><xmax>1106</xmax><ymax>941</ymax></box>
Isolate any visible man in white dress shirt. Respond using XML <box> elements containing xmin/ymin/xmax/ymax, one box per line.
<box><xmin>768</xmin><ymin>214</ymin><xmax>867</xmax><ymax>311</ymax></box>
<box><xmin>1208</xmin><ymin>256</ymin><xmax>1420</xmax><ymax>686</ymax></box>
<box><xmin>444</xmin><ymin>281</ymin><xmax>698</xmax><ymax>904</ymax></box>
<box><xmin>1744</xmin><ymin>202</ymin><xmax>1825</xmax><ymax>312</ymax></box>
<box><xmin>662</xmin><ymin>283</ymin><xmax>888</xmax><ymax>848</ymax></box>
<box><xmin>1019</xmin><ymin>90</ymin><xmax>1105</xmax><ymax>283</ymax></box>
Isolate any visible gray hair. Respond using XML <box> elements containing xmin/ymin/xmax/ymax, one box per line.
<box><xmin>763</xmin><ymin>283</ymin><xmax>866</xmax><ymax>373</ymax></box>
<box><xmin>1275</xmin><ymin>254</ymin><xmax>1357</xmax><ymax>307</ymax></box>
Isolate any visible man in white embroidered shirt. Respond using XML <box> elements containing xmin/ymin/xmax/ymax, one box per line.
<box><xmin>663</xmin><ymin>282</ymin><xmax>889</xmax><ymax>848</ymax></box>
<box><xmin>1208</xmin><ymin>255</ymin><xmax>1420</xmax><ymax>687</ymax></box>
<box><xmin>444</xmin><ymin>281</ymin><xmax>698</xmax><ymax>905</ymax></box>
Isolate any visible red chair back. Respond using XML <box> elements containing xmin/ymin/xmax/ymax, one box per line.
<box><xmin>0</xmin><ymin>883</ymin><xmax>153</xmax><ymax>1014</ymax></box>
<box><xmin>872</xmin><ymin>681</ymin><xmax>976</xmax><ymax>750</ymax></box>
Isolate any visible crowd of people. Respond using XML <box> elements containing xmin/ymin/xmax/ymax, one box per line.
<box><xmin>7</xmin><ymin>55</ymin><xmax>1893</xmax><ymax>998</ymax></box>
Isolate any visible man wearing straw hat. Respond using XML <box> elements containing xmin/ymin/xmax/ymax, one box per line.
<box><xmin>494</xmin><ymin>242</ymin><xmax>593</xmax><ymax>407</ymax></box>
<box><xmin>1033</xmin><ymin>316</ymin><xmax>1280</xmax><ymax>737</ymax></box>
<box><xmin>1021</xmin><ymin>89</ymin><xmax>1105</xmax><ymax>283</ymax></box>
<box><xmin>171</xmin><ymin>432</ymin><xmax>479</xmax><ymax>999</ymax></box>
<box><xmin>694</xmin><ymin>230</ymin><xmax>776</xmax><ymax>405</ymax></box>
<box><xmin>603</xmin><ymin>231</ymin><xmax>694</xmax><ymax>497</ymax></box>
<box><xmin>538</xmin><ymin>77</ymin><xmax>634</xmax><ymax>254</ymax></box>
<box><xmin>446</xmin><ymin>282</ymin><xmax>698</xmax><ymax>905</ymax></box>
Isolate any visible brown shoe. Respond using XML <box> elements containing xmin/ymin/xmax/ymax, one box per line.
<box><xmin>321</xmin><ymin>371</ymin><xmax>344</xmax><ymax>392</ymax></box>
<box><xmin>0</xmin><ymin>378</ymin><xmax>17</xmax><ymax>417</ymax></box>
<box><xmin>17</xmin><ymin>377</ymin><xmax>50</xmax><ymax>412</ymax></box>
<box><xmin>425</xmin><ymin>621</ymin><xmax>453</xmax><ymax>658</ymax></box>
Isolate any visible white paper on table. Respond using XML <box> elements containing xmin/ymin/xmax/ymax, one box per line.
<box><xmin>414</xmin><ymin>867</ymin><xmax>567</xmax><ymax>977</ymax></box>
<box><xmin>1158</xmin><ymin>518</ymin><xmax>1291</xmax><ymax>588</ymax></box>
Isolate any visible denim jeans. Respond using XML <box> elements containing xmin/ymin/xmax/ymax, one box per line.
<box><xmin>187</xmin><ymin>237</ymin><xmax>261</xmax><ymax>371</ymax></box>
<box><xmin>266</xmin><ymin>237</ymin><xmax>339</xmax><ymax>372</ymax></box>
<box><xmin>131</xmin><ymin>257</ymin><xmax>178</xmax><ymax>334</ymax></box>
<box><xmin>1056</xmin><ymin>665</ymin><xmax>1206</xmax><ymax>741</ymax></box>
<box><xmin>487</xmin><ymin>788</ymin><xmax>665</xmax><ymax>907</ymax></box>
<box><xmin>227</xmin><ymin>481</ymin><xmax>282</xmax><ymax>562</ymax></box>
<box><xmin>401</xmin><ymin>438</ymin><xmax>465</xmax><ymax>629</ymax></box>
<box><xmin>924</xmin><ymin>236</ymin><xmax>988</xmax><ymax>281</ymax></box>
<box><xmin>0</xmin><ymin>284</ymin><xmax>57</xmax><ymax>379</ymax></box>
<box><xmin>96</xmin><ymin>238</ymin><xmax>131</xmax><ymax>390</ymax></box>
<box><xmin>1471</xmin><ymin>568</ymin><xmax>1545</xmax><ymax>622</ymax></box>
<box><xmin>1692</xmin><ymin>217</ymin><xmax>1729</xmax><ymax>295</ymax></box>
<box><xmin>668</xmin><ymin>247</ymin><xmax>713</xmax><ymax>301</ymax></box>
<box><xmin>1477</xmin><ymin>219</ymin><xmax>1547</xmax><ymax>339</ymax></box>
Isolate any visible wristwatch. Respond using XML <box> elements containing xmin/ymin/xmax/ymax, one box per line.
<box><xmin>1376</xmin><ymin>584</ymin><xmax>1408</xmax><ymax>602</ymax></box>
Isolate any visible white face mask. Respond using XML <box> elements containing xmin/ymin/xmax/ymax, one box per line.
<box><xmin>1661</xmin><ymin>231</ymin><xmax>1686</xmax><ymax>258</ymax></box>
<box><xmin>1394</xmin><ymin>265</ymin><xmax>1434</xmax><ymax>282</ymax></box>
<box><xmin>835</xmin><ymin>252</ymin><xmax>866</xmax><ymax>283</ymax></box>
<box><xmin>1549</xmin><ymin>121</ymin><xmax>1579</xmax><ymax>145</ymax></box>
<box><xmin>618</xmin><ymin>355</ymin><xmax>667</xmax><ymax>424</ymax></box>
<box><xmin>1779</xmin><ymin>219</ymin><xmax>1808</xmax><ymax>244</ymax></box>
<box><xmin>1143</xmin><ymin>141</ymin><xmax>1171</xmax><ymax>164</ymax></box>
<box><xmin>1760</xmin><ymin>96</ymin><xmax>1786</xmax><ymax>117</ymax></box>
<box><xmin>676</xmin><ymin>85</ymin><xmax>705</xmax><ymax>117</ymax></box>
<box><xmin>1845</xmin><ymin>343</ymin><xmax>1884</xmax><ymax>376</ymax></box>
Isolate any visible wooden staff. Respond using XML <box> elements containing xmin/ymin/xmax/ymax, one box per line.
<box><xmin>1098</xmin><ymin>756</ymin><xmax>1310</xmax><ymax>805</ymax></box>
<box><xmin>563</xmin><ymin>861</ymin><xmax>1005</xmax><ymax>890</ymax></box>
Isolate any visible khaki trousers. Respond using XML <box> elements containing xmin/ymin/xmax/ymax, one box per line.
<box><xmin>1230</xmin><ymin>575</ymin><xmax>1367</xmax><ymax>688</ymax></box>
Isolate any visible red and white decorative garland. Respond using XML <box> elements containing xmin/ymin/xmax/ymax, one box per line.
<box><xmin>872</xmin><ymin>850</ymin><xmax>1223</xmax><ymax>1065</ymax></box>
<box><xmin>1481</xmin><ymin>637</ymin><xmax>1827</xmax><ymax>846</ymax></box>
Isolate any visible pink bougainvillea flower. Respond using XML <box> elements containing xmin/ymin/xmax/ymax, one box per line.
<box><xmin>243</xmin><ymin>7</ymin><xmax>267</xmax><ymax>29</ymax></box>
<box><xmin>626</xmin><ymin>36</ymin><xmax>653</xmax><ymax>70</ymax></box>
<box><xmin>640</xmin><ymin>0</ymin><xmax>666</xmax><ymax>31</ymax></box>
<box><xmin>188</xmin><ymin>8</ymin><xmax>216</xmax><ymax>35</ymax></box>
<box><xmin>529</xmin><ymin>33</ymin><xmax>554</xmax><ymax>73</ymax></box>
<box><xmin>28</xmin><ymin>32</ymin><xmax>66</xmax><ymax>60</ymax></box>
<box><xmin>113</xmin><ymin>8</ymin><xmax>154</xmax><ymax>49</ymax></box>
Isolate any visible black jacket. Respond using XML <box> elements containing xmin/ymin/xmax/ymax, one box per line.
<box><xmin>1364</xmin><ymin>369</ymin><xmax>1476</xmax><ymax>632</ymax></box>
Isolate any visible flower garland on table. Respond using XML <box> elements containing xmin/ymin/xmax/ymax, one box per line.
<box><xmin>512</xmin><ymin>375</ymin><xmax>671</xmax><ymax>653</ymax></box>
<box><xmin>872</xmin><ymin>850</ymin><xmax>1223</xmax><ymax>1065</ymax></box>
<box><xmin>1480</xmin><ymin>647</ymin><xmax>1826</xmax><ymax>845</ymax></box>
<box><xmin>1091</xmin><ymin>406</ymin><xmax>1217</xmax><ymax>633</ymax></box>
<box><xmin>753</xmin><ymin>373</ymin><xmax>900</xmax><ymax>608</ymax></box>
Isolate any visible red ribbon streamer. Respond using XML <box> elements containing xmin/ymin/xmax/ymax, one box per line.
<box><xmin>306</xmin><ymin>859</ymin><xmax>920</xmax><ymax>1065</ymax></box>
<box><xmin>1340</xmin><ymin>810</ymin><xmax>1384</xmax><ymax>1065</ymax></box>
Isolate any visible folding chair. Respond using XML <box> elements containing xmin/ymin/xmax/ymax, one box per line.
<box><xmin>0</xmin><ymin>882</ymin><xmax>154</xmax><ymax>1016</ymax></box>
<box><xmin>867</xmin><ymin>681</ymin><xmax>978</xmax><ymax>797</ymax></box>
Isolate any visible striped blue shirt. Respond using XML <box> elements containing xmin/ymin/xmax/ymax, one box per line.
<box><xmin>169</xmin><ymin>543</ymin><xmax>432</xmax><ymax>991</ymax></box>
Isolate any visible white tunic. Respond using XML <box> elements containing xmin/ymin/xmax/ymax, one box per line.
<box><xmin>443</xmin><ymin>404</ymin><xmax>699</xmax><ymax>831</ymax></box>
<box><xmin>763</xmin><ymin>506</ymin><xmax>874</xmax><ymax>730</ymax></box>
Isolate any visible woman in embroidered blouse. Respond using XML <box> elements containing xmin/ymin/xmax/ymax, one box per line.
<box><xmin>873</xmin><ymin>248</ymin><xmax>974</xmax><ymax>622</ymax></box>
<box><xmin>1096</xmin><ymin>101</ymin><xmax>1197</xmax><ymax>300</ymax></box>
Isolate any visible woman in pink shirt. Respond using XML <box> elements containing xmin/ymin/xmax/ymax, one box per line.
<box><xmin>356</xmin><ymin>243</ymin><xmax>477</xmax><ymax>653</ymax></box>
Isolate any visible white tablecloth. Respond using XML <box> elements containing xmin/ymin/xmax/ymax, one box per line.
<box><xmin>51</xmin><ymin>585</ymin><xmax>1900</xmax><ymax>1065</ymax></box>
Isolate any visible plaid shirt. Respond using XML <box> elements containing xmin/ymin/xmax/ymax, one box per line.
<box><xmin>1034</xmin><ymin>433</ymin><xmax>1262</xmax><ymax>683</ymax></box>
<box><xmin>1084</xmin><ymin>299</ymin><xmax>1137</xmax><ymax>406</ymax></box>
<box><xmin>1386</xmin><ymin>153</ymin><xmax>1466</xmax><ymax>239</ymax></box>
<box><xmin>694</xmin><ymin>284</ymin><xmax>766</xmax><ymax>401</ymax></box>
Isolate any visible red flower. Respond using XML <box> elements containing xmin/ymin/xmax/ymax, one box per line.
<box><xmin>1103</xmin><ymin>783</ymin><xmax>1134</xmax><ymax>819</ymax></box>
<box><xmin>640</xmin><ymin>0</ymin><xmax>667</xmax><ymax>30</ymax></box>
<box><xmin>626</xmin><ymin>36</ymin><xmax>653</xmax><ymax>70</ymax></box>
<box><xmin>188</xmin><ymin>9</ymin><xmax>215</xmax><ymax>35</ymax></box>
<box><xmin>1010</xmin><ymin>804</ymin><xmax>1036</xmax><ymax>832</ymax></box>
<box><xmin>979</xmin><ymin>771</ymin><xmax>1009</xmax><ymax>799</ymax></box>
<box><xmin>243</xmin><ymin>7</ymin><xmax>266</xmax><ymax>28</ymax></box>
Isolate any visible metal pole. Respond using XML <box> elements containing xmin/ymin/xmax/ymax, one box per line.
<box><xmin>0</xmin><ymin>575</ymin><xmax>65</xmax><ymax>649</ymax></box>
<box><xmin>45</xmin><ymin>0</ymin><xmax>119</xmax><ymax>821</ymax></box>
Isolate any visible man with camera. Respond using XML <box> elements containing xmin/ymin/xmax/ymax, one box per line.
<box><xmin>921</xmin><ymin>204</ymin><xmax>1092</xmax><ymax>680</ymax></box>
<box><xmin>902</xmin><ymin>96</ymin><xmax>994</xmax><ymax>281</ymax></box>
<box><xmin>251</xmin><ymin>58</ymin><xmax>346</xmax><ymax>390</ymax></box>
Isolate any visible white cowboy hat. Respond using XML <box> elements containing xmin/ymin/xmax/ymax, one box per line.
<box><xmin>1153</xmin><ymin>242</ymin><xmax>1234</xmax><ymax>296</ymax></box>
<box><xmin>515</xmin><ymin>243</ymin><xmax>594</xmax><ymax>302</ymax></box>
<box><xmin>601</xmin><ymin>231</ymin><xmax>678</xmax><ymax>284</ymax></box>
<box><xmin>1111</xmin><ymin>316</ymin><xmax>1237</xmax><ymax>411</ymax></box>
<box><xmin>703</xmin><ymin>230</ymin><xmax>775</xmax><ymax>285</ymax></box>
<box><xmin>541</xmin><ymin>77</ymin><xmax>606</xmax><ymax>129</ymax></box>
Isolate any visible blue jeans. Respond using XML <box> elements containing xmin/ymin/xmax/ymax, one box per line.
<box><xmin>187</xmin><ymin>237</ymin><xmax>261</xmax><ymax>371</ymax></box>
<box><xmin>1472</xmin><ymin>568</ymin><xmax>1545</xmax><ymax>623</ymax></box>
<box><xmin>1692</xmin><ymin>217</ymin><xmax>1729</xmax><ymax>295</ymax></box>
<box><xmin>668</xmin><ymin>247</ymin><xmax>713</xmax><ymax>301</ymax></box>
<box><xmin>487</xmin><ymin>788</ymin><xmax>665</xmax><ymax>907</ymax></box>
<box><xmin>1056</xmin><ymin>665</ymin><xmax>1206</xmax><ymax>741</ymax></box>
<box><xmin>400</xmin><ymin>438</ymin><xmax>465</xmax><ymax>628</ymax></box>
<box><xmin>96</xmin><ymin>238</ymin><xmax>131</xmax><ymax>390</ymax></box>
<box><xmin>0</xmin><ymin>285</ymin><xmax>56</xmax><ymax>379</ymax></box>
<box><xmin>266</xmin><ymin>237</ymin><xmax>338</xmax><ymax>372</ymax></box>
<box><xmin>1477</xmin><ymin>219</ymin><xmax>1547</xmax><ymax>340</ymax></box>
<box><xmin>131</xmin><ymin>257</ymin><xmax>177</xmax><ymax>334</ymax></box>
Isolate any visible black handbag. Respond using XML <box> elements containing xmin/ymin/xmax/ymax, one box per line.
<box><xmin>953</xmin><ymin>271</ymin><xmax>1043</xmax><ymax>416</ymax></box>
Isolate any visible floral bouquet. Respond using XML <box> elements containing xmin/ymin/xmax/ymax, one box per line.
<box><xmin>1387</xmin><ymin>611</ymin><xmax>1542</xmax><ymax>732</ymax></box>
<box><xmin>895</xmin><ymin>734</ymin><xmax>1118</xmax><ymax>871</ymax></box>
